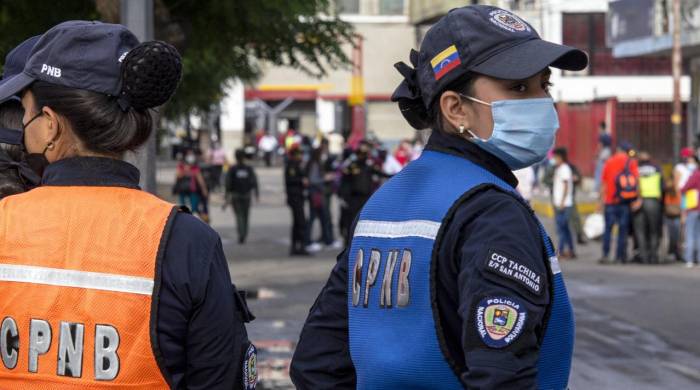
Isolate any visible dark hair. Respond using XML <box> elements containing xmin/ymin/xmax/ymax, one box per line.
<box><xmin>397</xmin><ymin>72</ymin><xmax>476</xmax><ymax>134</ymax></box>
<box><xmin>235</xmin><ymin>149</ymin><xmax>246</xmax><ymax>163</ymax></box>
<box><xmin>0</xmin><ymin>99</ymin><xmax>27</xmax><ymax>199</ymax></box>
<box><xmin>553</xmin><ymin>147</ymin><xmax>568</xmax><ymax>162</ymax></box>
<box><xmin>29</xmin><ymin>41</ymin><xmax>181</xmax><ymax>156</ymax></box>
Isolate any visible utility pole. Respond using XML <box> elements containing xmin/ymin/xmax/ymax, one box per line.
<box><xmin>348</xmin><ymin>34</ymin><xmax>365</xmax><ymax>149</ymax></box>
<box><xmin>672</xmin><ymin>0</ymin><xmax>682</xmax><ymax>163</ymax></box>
<box><xmin>121</xmin><ymin>0</ymin><xmax>157</xmax><ymax>193</ymax></box>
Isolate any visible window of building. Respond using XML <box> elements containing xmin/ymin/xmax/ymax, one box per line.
<box><xmin>337</xmin><ymin>0</ymin><xmax>360</xmax><ymax>14</ymax></box>
<box><xmin>506</xmin><ymin>0</ymin><xmax>538</xmax><ymax>11</ymax></box>
<box><xmin>562</xmin><ymin>12</ymin><xmax>672</xmax><ymax>76</ymax></box>
<box><xmin>379</xmin><ymin>0</ymin><xmax>405</xmax><ymax>15</ymax></box>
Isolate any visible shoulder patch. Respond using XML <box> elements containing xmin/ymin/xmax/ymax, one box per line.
<box><xmin>243</xmin><ymin>343</ymin><xmax>258</xmax><ymax>390</ymax></box>
<box><xmin>475</xmin><ymin>296</ymin><xmax>527</xmax><ymax>348</ymax></box>
<box><xmin>484</xmin><ymin>249</ymin><xmax>543</xmax><ymax>296</ymax></box>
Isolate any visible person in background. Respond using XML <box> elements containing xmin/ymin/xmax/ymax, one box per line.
<box><xmin>393</xmin><ymin>139</ymin><xmax>412</xmax><ymax>167</ymax></box>
<box><xmin>0</xmin><ymin>99</ymin><xmax>38</xmax><ymax>199</ymax></box>
<box><xmin>681</xmin><ymin>164</ymin><xmax>700</xmax><ymax>268</ymax></box>
<box><xmin>664</xmin><ymin>172</ymin><xmax>683</xmax><ymax>262</ymax></box>
<box><xmin>552</xmin><ymin>147</ymin><xmax>576</xmax><ymax>259</ymax></box>
<box><xmin>600</xmin><ymin>141</ymin><xmax>638</xmax><ymax>264</ymax></box>
<box><xmin>285</xmin><ymin>128</ymin><xmax>301</xmax><ymax>153</ymax></box>
<box><xmin>594</xmin><ymin>125</ymin><xmax>612</xmax><ymax>194</ymax></box>
<box><xmin>339</xmin><ymin>140</ymin><xmax>381</xmax><ymax>244</ymax></box>
<box><xmin>0</xmin><ymin>36</ymin><xmax>42</xmax><ymax>199</ymax></box>
<box><xmin>633</xmin><ymin>151</ymin><xmax>663</xmax><ymax>264</ymax></box>
<box><xmin>175</xmin><ymin>149</ymin><xmax>209</xmax><ymax>219</ymax></box>
<box><xmin>327</xmin><ymin>130</ymin><xmax>345</xmax><ymax>159</ymax></box>
<box><xmin>382</xmin><ymin>148</ymin><xmax>404</xmax><ymax>176</ymax></box>
<box><xmin>513</xmin><ymin>166</ymin><xmax>535</xmax><ymax>204</ymax></box>
<box><xmin>411</xmin><ymin>137</ymin><xmax>425</xmax><ymax>161</ymax></box>
<box><xmin>258</xmin><ymin>131</ymin><xmax>278</xmax><ymax>167</ymax></box>
<box><xmin>674</xmin><ymin>147</ymin><xmax>697</xmax><ymax>195</ymax></box>
<box><xmin>226</xmin><ymin>149</ymin><xmax>259</xmax><ymax>244</ymax></box>
<box><xmin>206</xmin><ymin>140</ymin><xmax>228</xmax><ymax>190</ymax></box>
<box><xmin>305</xmin><ymin>148</ymin><xmax>335</xmax><ymax>251</ymax></box>
<box><xmin>286</xmin><ymin>146</ymin><xmax>311</xmax><ymax>256</ymax></box>
<box><xmin>568</xmin><ymin>162</ymin><xmax>587</xmax><ymax>245</ymax></box>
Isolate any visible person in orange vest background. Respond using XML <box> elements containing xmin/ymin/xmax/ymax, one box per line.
<box><xmin>599</xmin><ymin>141</ymin><xmax>639</xmax><ymax>264</ymax></box>
<box><xmin>0</xmin><ymin>22</ymin><xmax>256</xmax><ymax>389</ymax></box>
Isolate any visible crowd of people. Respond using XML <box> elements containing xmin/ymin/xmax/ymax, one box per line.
<box><xmin>280</xmin><ymin>130</ymin><xmax>424</xmax><ymax>256</ymax></box>
<box><xmin>533</xmin><ymin>131</ymin><xmax>700</xmax><ymax>268</ymax></box>
<box><xmin>168</xmin><ymin>127</ymin><xmax>428</xmax><ymax>255</ymax></box>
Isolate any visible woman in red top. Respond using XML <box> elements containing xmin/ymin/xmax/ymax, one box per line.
<box><xmin>175</xmin><ymin>149</ymin><xmax>209</xmax><ymax>218</ymax></box>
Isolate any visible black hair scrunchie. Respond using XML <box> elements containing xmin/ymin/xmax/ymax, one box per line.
<box><xmin>391</xmin><ymin>51</ymin><xmax>430</xmax><ymax>130</ymax></box>
<box><xmin>119</xmin><ymin>40</ymin><xmax>183</xmax><ymax>110</ymax></box>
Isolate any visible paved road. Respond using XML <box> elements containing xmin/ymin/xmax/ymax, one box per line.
<box><xmin>158</xmin><ymin>163</ymin><xmax>700</xmax><ymax>389</ymax></box>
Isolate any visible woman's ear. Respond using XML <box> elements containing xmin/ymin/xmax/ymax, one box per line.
<box><xmin>439</xmin><ymin>91</ymin><xmax>472</xmax><ymax>133</ymax></box>
<box><xmin>41</xmin><ymin>106</ymin><xmax>61</xmax><ymax>142</ymax></box>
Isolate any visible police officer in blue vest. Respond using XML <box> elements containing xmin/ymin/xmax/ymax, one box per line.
<box><xmin>290</xmin><ymin>5</ymin><xmax>587</xmax><ymax>390</ymax></box>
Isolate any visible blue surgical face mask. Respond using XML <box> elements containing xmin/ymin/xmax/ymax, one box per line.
<box><xmin>460</xmin><ymin>95</ymin><xmax>559</xmax><ymax>170</ymax></box>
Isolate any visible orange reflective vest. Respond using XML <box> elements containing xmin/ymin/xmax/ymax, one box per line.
<box><xmin>0</xmin><ymin>186</ymin><xmax>175</xmax><ymax>389</ymax></box>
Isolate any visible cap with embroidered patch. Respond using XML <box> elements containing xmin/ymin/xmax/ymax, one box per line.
<box><xmin>392</xmin><ymin>5</ymin><xmax>588</xmax><ymax>129</ymax></box>
<box><xmin>0</xmin><ymin>20</ymin><xmax>139</xmax><ymax>104</ymax></box>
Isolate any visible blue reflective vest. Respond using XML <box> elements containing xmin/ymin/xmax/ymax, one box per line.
<box><xmin>347</xmin><ymin>150</ymin><xmax>573</xmax><ymax>389</ymax></box>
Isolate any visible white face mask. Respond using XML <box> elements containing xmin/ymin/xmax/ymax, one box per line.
<box><xmin>185</xmin><ymin>155</ymin><xmax>196</xmax><ymax>165</ymax></box>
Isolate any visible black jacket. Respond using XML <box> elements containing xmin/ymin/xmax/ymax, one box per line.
<box><xmin>290</xmin><ymin>131</ymin><xmax>550</xmax><ymax>390</ymax></box>
<box><xmin>226</xmin><ymin>164</ymin><xmax>259</xmax><ymax>197</ymax></box>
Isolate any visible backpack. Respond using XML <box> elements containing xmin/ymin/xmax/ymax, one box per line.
<box><xmin>615</xmin><ymin>158</ymin><xmax>638</xmax><ymax>203</ymax></box>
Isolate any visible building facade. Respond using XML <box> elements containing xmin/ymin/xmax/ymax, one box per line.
<box><xmin>218</xmin><ymin>0</ymin><xmax>688</xmax><ymax>172</ymax></box>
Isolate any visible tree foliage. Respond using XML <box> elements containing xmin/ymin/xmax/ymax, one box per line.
<box><xmin>0</xmin><ymin>0</ymin><xmax>355</xmax><ymax>119</ymax></box>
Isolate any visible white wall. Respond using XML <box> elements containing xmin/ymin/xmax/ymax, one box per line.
<box><xmin>219</xmin><ymin>80</ymin><xmax>245</xmax><ymax>160</ymax></box>
<box><xmin>552</xmin><ymin>75</ymin><xmax>690</xmax><ymax>103</ymax></box>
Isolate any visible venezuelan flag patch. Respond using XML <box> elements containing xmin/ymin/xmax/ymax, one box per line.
<box><xmin>431</xmin><ymin>45</ymin><xmax>461</xmax><ymax>80</ymax></box>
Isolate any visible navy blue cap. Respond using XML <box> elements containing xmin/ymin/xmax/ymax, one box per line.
<box><xmin>0</xmin><ymin>35</ymin><xmax>41</xmax><ymax>94</ymax></box>
<box><xmin>0</xmin><ymin>21</ymin><xmax>139</xmax><ymax>104</ymax></box>
<box><xmin>0</xmin><ymin>36</ymin><xmax>40</xmax><ymax>145</ymax></box>
<box><xmin>392</xmin><ymin>5</ymin><xmax>588</xmax><ymax>111</ymax></box>
<box><xmin>619</xmin><ymin>140</ymin><xmax>634</xmax><ymax>152</ymax></box>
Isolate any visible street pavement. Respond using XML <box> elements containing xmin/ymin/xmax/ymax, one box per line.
<box><xmin>158</xmin><ymin>162</ymin><xmax>700</xmax><ymax>389</ymax></box>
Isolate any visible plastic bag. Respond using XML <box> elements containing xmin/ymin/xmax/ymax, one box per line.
<box><xmin>584</xmin><ymin>213</ymin><xmax>605</xmax><ymax>240</ymax></box>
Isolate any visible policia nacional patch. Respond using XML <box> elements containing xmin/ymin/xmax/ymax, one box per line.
<box><xmin>243</xmin><ymin>344</ymin><xmax>258</xmax><ymax>390</ymax></box>
<box><xmin>475</xmin><ymin>296</ymin><xmax>527</xmax><ymax>348</ymax></box>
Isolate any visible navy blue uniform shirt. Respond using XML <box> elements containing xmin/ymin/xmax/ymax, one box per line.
<box><xmin>40</xmin><ymin>157</ymin><xmax>253</xmax><ymax>390</ymax></box>
<box><xmin>290</xmin><ymin>130</ymin><xmax>550</xmax><ymax>389</ymax></box>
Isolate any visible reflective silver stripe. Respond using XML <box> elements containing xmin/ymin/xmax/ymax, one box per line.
<box><xmin>354</xmin><ymin>220</ymin><xmax>441</xmax><ymax>240</ymax></box>
<box><xmin>549</xmin><ymin>256</ymin><xmax>562</xmax><ymax>275</ymax></box>
<box><xmin>0</xmin><ymin>264</ymin><xmax>153</xmax><ymax>295</ymax></box>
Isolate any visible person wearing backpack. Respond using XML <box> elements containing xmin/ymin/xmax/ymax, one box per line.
<box><xmin>599</xmin><ymin>141</ymin><xmax>639</xmax><ymax>264</ymax></box>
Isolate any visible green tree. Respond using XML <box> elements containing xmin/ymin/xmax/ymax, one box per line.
<box><xmin>0</xmin><ymin>0</ymin><xmax>354</xmax><ymax>119</ymax></box>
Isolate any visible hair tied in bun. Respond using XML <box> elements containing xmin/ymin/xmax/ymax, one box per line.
<box><xmin>391</xmin><ymin>53</ymin><xmax>430</xmax><ymax>130</ymax></box>
<box><xmin>119</xmin><ymin>40</ymin><xmax>182</xmax><ymax>110</ymax></box>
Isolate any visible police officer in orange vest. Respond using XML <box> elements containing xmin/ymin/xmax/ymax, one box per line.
<box><xmin>0</xmin><ymin>21</ymin><xmax>256</xmax><ymax>389</ymax></box>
